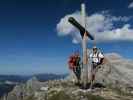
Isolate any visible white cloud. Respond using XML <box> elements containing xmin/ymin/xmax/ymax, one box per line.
<box><xmin>111</xmin><ymin>16</ymin><xmax>131</xmax><ymax>22</ymax></box>
<box><xmin>128</xmin><ymin>2</ymin><xmax>133</xmax><ymax>8</ymax></box>
<box><xmin>56</xmin><ymin>11</ymin><xmax>82</xmax><ymax>43</ymax></box>
<box><xmin>56</xmin><ymin>11</ymin><xmax>81</xmax><ymax>36</ymax></box>
<box><xmin>96</xmin><ymin>24</ymin><xmax>133</xmax><ymax>42</ymax></box>
<box><xmin>56</xmin><ymin>11</ymin><xmax>133</xmax><ymax>44</ymax></box>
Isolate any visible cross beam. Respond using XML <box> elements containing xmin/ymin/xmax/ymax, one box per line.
<box><xmin>68</xmin><ymin>17</ymin><xmax>94</xmax><ymax>40</ymax></box>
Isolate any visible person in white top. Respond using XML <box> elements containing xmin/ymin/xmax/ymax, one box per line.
<box><xmin>89</xmin><ymin>46</ymin><xmax>104</xmax><ymax>89</ymax></box>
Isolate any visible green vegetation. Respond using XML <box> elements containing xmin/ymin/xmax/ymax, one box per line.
<box><xmin>25</xmin><ymin>95</ymin><xmax>35</xmax><ymax>100</ymax></box>
<box><xmin>48</xmin><ymin>91</ymin><xmax>74</xmax><ymax>100</ymax></box>
<box><xmin>47</xmin><ymin>90</ymin><xmax>107</xmax><ymax>100</ymax></box>
<box><xmin>86</xmin><ymin>94</ymin><xmax>107</xmax><ymax>100</ymax></box>
<box><xmin>113</xmin><ymin>87</ymin><xmax>133</xmax><ymax>96</ymax></box>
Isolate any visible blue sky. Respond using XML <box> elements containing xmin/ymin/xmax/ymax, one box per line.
<box><xmin>0</xmin><ymin>0</ymin><xmax>133</xmax><ymax>75</ymax></box>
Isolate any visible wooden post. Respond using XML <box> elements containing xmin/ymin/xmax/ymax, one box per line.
<box><xmin>81</xmin><ymin>3</ymin><xmax>88</xmax><ymax>89</ymax></box>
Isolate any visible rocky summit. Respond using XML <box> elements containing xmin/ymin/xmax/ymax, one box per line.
<box><xmin>1</xmin><ymin>53</ymin><xmax>133</xmax><ymax>100</ymax></box>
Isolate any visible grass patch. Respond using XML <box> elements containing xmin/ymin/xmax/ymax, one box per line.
<box><xmin>48</xmin><ymin>90</ymin><xmax>107</xmax><ymax>100</ymax></box>
<box><xmin>25</xmin><ymin>95</ymin><xmax>35</xmax><ymax>100</ymax></box>
<box><xmin>48</xmin><ymin>91</ymin><xmax>74</xmax><ymax>100</ymax></box>
<box><xmin>86</xmin><ymin>94</ymin><xmax>107</xmax><ymax>100</ymax></box>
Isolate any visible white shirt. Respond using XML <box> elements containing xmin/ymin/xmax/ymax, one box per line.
<box><xmin>90</xmin><ymin>52</ymin><xmax>104</xmax><ymax>63</ymax></box>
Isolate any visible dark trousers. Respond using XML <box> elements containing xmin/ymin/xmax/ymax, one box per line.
<box><xmin>73</xmin><ymin>66</ymin><xmax>81</xmax><ymax>81</ymax></box>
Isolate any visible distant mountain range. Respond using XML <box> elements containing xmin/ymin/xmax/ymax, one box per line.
<box><xmin>0</xmin><ymin>73</ymin><xmax>67</xmax><ymax>97</ymax></box>
<box><xmin>0</xmin><ymin>75</ymin><xmax>31</xmax><ymax>83</ymax></box>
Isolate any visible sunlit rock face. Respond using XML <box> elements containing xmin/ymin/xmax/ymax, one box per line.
<box><xmin>94</xmin><ymin>53</ymin><xmax>133</xmax><ymax>89</ymax></box>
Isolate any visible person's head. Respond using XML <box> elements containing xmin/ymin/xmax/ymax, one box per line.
<box><xmin>93</xmin><ymin>46</ymin><xmax>98</xmax><ymax>54</ymax></box>
<box><xmin>74</xmin><ymin>51</ymin><xmax>80</xmax><ymax>57</ymax></box>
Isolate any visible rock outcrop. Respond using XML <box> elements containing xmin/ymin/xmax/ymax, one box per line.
<box><xmin>95</xmin><ymin>53</ymin><xmax>133</xmax><ymax>90</ymax></box>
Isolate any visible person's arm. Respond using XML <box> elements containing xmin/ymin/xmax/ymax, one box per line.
<box><xmin>89</xmin><ymin>53</ymin><xmax>93</xmax><ymax>63</ymax></box>
<box><xmin>99</xmin><ymin>52</ymin><xmax>104</xmax><ymax>64</ymax></box>
<box><xmin>89</xmin><ymin>53</ymin><xmax>93</xmax><ymax>58</ymax></box>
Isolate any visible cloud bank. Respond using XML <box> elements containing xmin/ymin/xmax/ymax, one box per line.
<box><xmin>128</xmin><ymin>2</ymin><xmax>133</xmax><ymax>8</ymax></box>
<box><xmin>56</xmin><ymin>11</ymin><xmax>133</xmax><ymax>44</ymax></box>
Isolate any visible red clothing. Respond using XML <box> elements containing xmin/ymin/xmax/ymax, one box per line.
<box><xmin>68</xmin><ymin>55</ymin><xmax>76</xmax><ymax>70</ymax></box>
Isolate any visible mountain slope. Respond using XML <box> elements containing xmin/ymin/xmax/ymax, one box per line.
<box><xmin>95</xmin><ymin>53</ymin><xmax>133</xmax><ymax>90</ymax></box>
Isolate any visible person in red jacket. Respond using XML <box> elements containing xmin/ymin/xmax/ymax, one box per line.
<box><xmin>68</xmin><ymin>52</ymin><xmax>81</xmax><ymax>84</ymax></box>
<box><xmin>68</xmin><ymin>55</ymin><xmax>75</xmax><ymax>70</ymax></box>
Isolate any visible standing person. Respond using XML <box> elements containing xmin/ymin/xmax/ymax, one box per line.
<box><xmin>89</xmin><ymin>46</ymin><xmax>104</xmax><ymax>89</ymax></box>
<box><xmin>74</xmin><ymin>52</ymin><xmax>81</xmax><ymax>84</ymax></box>
<box><xmin>68</xmin><ymin>52</ymin><xmax>81</xmax><ymax>84</ymax></box>
<box><xmin>68</xmin><ymin>54</ymin><xmax>77</xmax><ymax>83</ymax></box>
